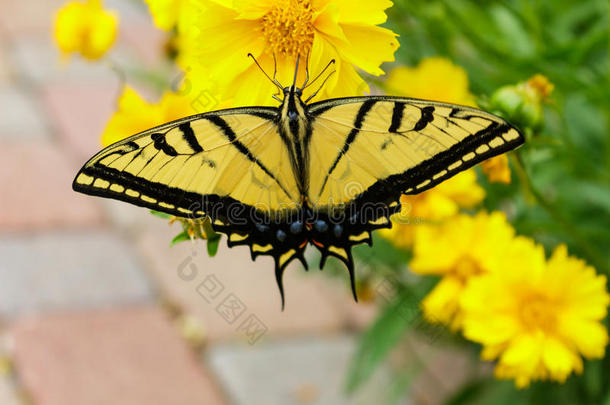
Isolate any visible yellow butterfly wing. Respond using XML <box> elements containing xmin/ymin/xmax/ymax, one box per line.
<box><xmin>307</xmin><ymin>96</ymin><xmax>524</xmax><ymax>209</ymax></box>
<box><xmin>73</xmin><ymin>108</ymin><xmax>301</xmax><ymax>221</ymax></box>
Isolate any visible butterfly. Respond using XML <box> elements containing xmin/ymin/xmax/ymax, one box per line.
<box><xmin>73</xmin><ymin>57</ymin><xmax>524</xmax><ymax>307</ymax></box>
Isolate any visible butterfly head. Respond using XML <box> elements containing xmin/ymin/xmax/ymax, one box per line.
<box><xmin>284</xmin><ymin>86</ymin><xmax>303</xmax><ymax>99</ymax></box>
<box><xmin>247</xmin><ymin>52</ymin><xmax>335</xmax><ymax>105</ymax></box>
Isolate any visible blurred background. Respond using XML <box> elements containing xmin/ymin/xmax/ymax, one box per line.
<box><xmin>0</xmin><ymin>0</ymin><xmax>608</xmax><ymax>404</ymax></box>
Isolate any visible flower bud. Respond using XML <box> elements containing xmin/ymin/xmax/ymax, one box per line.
<box><xmin>490</xmin><ymin>74</ymin><xmax>553</xmax><ymax>130</ymax></box>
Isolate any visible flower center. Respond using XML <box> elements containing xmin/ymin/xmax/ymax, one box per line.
<box><xmin>519</xmin><ymin>293</ymin><xmax>557</xmax><ymax>333</ymax></box>
<box><xmin>455</xmin><ymin>256</ymin><xmax>483</xmax><ymax>281</ymax></box>
<box><xmin>261</xmin><ymin>0</ymin><xmax>315</xmax><ymax>58</ymax></box>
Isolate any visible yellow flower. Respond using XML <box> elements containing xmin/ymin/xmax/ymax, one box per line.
<box><xmin>461</xmin><ymin>241</ymin><xmax>609</xmax><ymax>388</ymax></box>
<box><xmin>385</xmin><ymin>57</ymin><xmax>477</xmax><ymax>107</ymax></box>
<box><xmin>527</xmin><ymin>74</ymin><xmax>554</xmax><ymax>100</ymax></box>
<box><xmin>381</xmin><ymin>169</ymin><xmax>485</xmax><ymax>248</ymax></box>
<box><xmin>176</xmin><ymin>0</ymin><xmax>399</xmax><ymax>106</ymax></box>
<box><xmin>145</xmin><ymin>0</ymin><xmax>185</xmax><ymax>31</ymax></box>
<box><xmin>54</xmin><ymin>0</ymin><xmax>118</xmax><ymax>61</ymax></box>
<box><xmin>101</xmin><ymin>86</ymin><xmax>196</xmax><ymax>147</ymax></box>
<box><xmin>482</xmin><ymin>155</ymin><xmax>511</xmax><ymax>184</ymax></box>
<box><xmin>410</xmin><ymin>211</ymin><xmax>515</xmax><ymax>329</ymax></box>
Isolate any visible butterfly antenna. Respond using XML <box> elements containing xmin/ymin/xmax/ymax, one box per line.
<box><xmin>303</xmin><ymin>59</ymin><xmax>335</xmax><ymax>90</ymax></box>
<box><xmin>301</xmin><ymin>52</ymin><xmax>311</xmax><ymax>88</ymax></box>
<box><xmin>248</xmin><ymin>53</ymin><xmax>283</xmax><ymax>91</ymax></box>
<box><xmin>272</xmin><ymin>53</ymin><xmax>282</xmax><ymax>87</ymax></box>
<box><xmin>305</xmin><ymin>69</ymin><xmax>336</xmax><ymax>103</ymax></box>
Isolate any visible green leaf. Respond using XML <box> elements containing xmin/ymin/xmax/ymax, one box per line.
<box><xmin>567</xmin><ymin>180</ymin><xmax>610</xmax><ymax>213</ymax></box>
<box><xmin>386</xmin><ymin>367</ymin><xmax>419</xmax><ymax>405</ymax></box>
<box><xmin>583</xmin><ymin>360</ymin><xmax>603</xmax><ymax>400</ymax></box>
<box><xmin>207</xmin><ymin>236</ymin><xmax>221</xmax><ymax>257</ymax></box>
<box><xmin>150</xmin><ymin>210</ymin><xmax>171</xmax><ymax>219</ymax></box>
<box><xmin>345</xmin><ymin>288</ymin><xmax>420</xmax><ymax>393</ymax></box>
<box><xmin>170</xmin><ymin>231</ymin><xmax>190</xmax><ymax>246</ymax></box>
<box><xmin>489</xmin><ymin>5</ymin><xmax>535</xmax><ymax>58</ymax></box>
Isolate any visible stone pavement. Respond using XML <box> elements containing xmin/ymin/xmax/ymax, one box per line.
<box><xmin>0</xmin><ymin>1</ymin><xmax>466</xmax><ymax>404</ymax></box>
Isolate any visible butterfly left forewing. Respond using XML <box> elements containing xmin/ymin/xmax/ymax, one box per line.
<box><xmin>307</xmin><ymin>96</ymin><xmax>524</xmax><ymax>209</ymax></box>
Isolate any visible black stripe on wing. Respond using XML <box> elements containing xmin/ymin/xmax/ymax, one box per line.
<box><xmin>317</xmin><ymin>99</ymin><xmax>377</xmax><ymax>197</ymax></box>
<box><xmin>203</xmin><ymin>115</ymin><xmax>295</xmax><ymax>200</ymax></box>
<box><xmin>73</xmin><ymin>162</ymin><xmax>295</xmax><ymax>224</ymax></box>
<box><xmin>352</xmin><ymin>120</ymin><xmax>524</xmax><ymax>208</ymax></box>
<box><xmin>179</xmin><ymin>122</ymin><xmax>204</xmax><ymax>153</ymax></box>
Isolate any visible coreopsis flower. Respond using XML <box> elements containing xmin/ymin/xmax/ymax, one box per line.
<box><xmin>385</xmin><ymin>57</ymin><xmax>477</xmax><ymax>107</ymax></box>
<box><xmin>145</xmin><ymin>0</ymin><xmax>186</xmax><ymax>31</ymax></box>
<box><xmin>381</xmin><ymin>169</ymin><xmax>485</xmax><ymax>248</ymax></box>
<box><xmin>54</xmin><ymin>0</ymin><xmax>118</xmax><ymax>61</ymax></box>
<box><xmin>409</xmin><ymin>211</ymin><xmax>515</xmax><ymax>329</ymax></box>
<box><xmin>101</xmin><ymin>86</ymin><xmax>196</xmax><ymax>147</ymax></box>
<box><xmin>481</xmin><ymin>154</ymin><xmax>511</xmax><ymax>184</ymax></box>
<box><xmin>461</xmin><ymin>241</ymin><xmax>609</xmax><ymax>388</ymax></box>
<box><xmin>176</xmin><ymin>0</ymin><xmax>399</xmax><ymax>106</ymax></box>
<box><xmin>527</xmin><ymin>74</ymin><xmax>554</xmax><ymax>99</ymax></box>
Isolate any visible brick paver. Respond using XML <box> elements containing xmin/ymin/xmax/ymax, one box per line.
<box><xmin>0</xmin><ymin>231</ymin><xmax>154</xmax><ymax>317</ymax></box>
<box><xmin>136</xmin><ymin>231</ymin><xmax>346</xmax><ymax>342</ymax></box>
<box><xmin>0</xmin><ymin>0</ymin><xmax>64</xmax><ymax>36</ymax></box>
<box><xmin>0</xmin><ymin>376</ymin><xmax>21</xmax><ymax>405</ymax></box>
<box><xmin>0</xmin><ymin>86</ymin><xmax>49</xmax><ymax>140</ymax></box>
<box><xmin>8</xmin><ymin>36</ymin><xmax>118</xmax><ymax>85</ymax></box>
<box><xmin>0</xmin><ymin>41</ymin><xmax>13</xmax><ymax>85</ymax></box>
<box><xmin>322</xmin><ymin>286</ymin><xmax>379</xmax><ymax>331</ymax></box>
<box><xmin>0</xmin><ymin>141</ymin><xmax>103</xmax><ymax>230</ymax></box>
<box><xmin>406</xmin><ymin>335</ymin><xmax>489</xmax><ymax>405</ymax></box>
<box><xmin>41</xmin><ymin>81</ymin><xmax>119</xmax><ymax>160</ymax></box>
<box><xmin>207</xmin><ymin>335</ymin><xmax>396</xmax><ymax>405</ymax></box>
<box><xmin>10</xmin><ymin>306</ymin><xmax>228</xmax><ymax>405</ymax></box>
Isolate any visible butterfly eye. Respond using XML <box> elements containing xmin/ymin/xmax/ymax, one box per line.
<box><xmin>283</xmin><ymin>87</ymin><xmax>290</xmax><ymax>94</ymax></box>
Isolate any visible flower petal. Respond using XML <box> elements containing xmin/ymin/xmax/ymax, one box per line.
<box><xmin>323</xmin><ymin>24</ymin><xmax>398</xmax><ymax>75</ymax></box>
<box><xmin>313</xmin><ymin>1</ymin><xmax>347</xmax><ymax>42</ymax></box>
<box><xmin>333</xmin><ymin>0</ymin><xmax>393</xmax><ymax>25</ymax></box>
<box><xmin>145</xmin><ymin>0</ymin><xmax>180</xmax><ymax>30</ymax></box>
<box><xmin>181</xmin><ymin>1</ymin><xmax>265</xmax><ymax>86</ymax></box>
<box><xmin>541</xmin><ymin>337</ymin><xmax>578</xmax><ymax>382</ymax></box>
<box><xmin>232</xmin><ymin>0</ymin><xmax>275</xmax><ymax>19</ymax></box>
<box><xmin>421</xmin><ymin>276</ymin><xmax>464</xmax><ymax>328</ymax></box>
<box><xmin>558</xmin><ymin>318</ymin><xmax>608</xmax><ymax>358</ymax></box>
